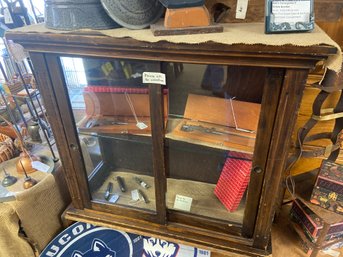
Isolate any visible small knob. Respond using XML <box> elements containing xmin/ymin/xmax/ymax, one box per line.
<box><xmin>253</xmin><ymin>166</ymin><xmax>263</xmax><ymax>174</ymax></box>
<box><xmin>69</xmin><ymin>143</ymin><xmax>78</xmax><ymax>151</ymax></box>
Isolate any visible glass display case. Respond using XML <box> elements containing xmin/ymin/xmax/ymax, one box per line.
<box><xmin>6</xmin><ymin>24</ymin><xmax>338</xmax><ymax>256</ymax></box>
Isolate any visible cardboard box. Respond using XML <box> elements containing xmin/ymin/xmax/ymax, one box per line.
<box><xmin>310</xmin><ymin>160</ymin><xmax>343</xmax><ymax>215</ymax></box>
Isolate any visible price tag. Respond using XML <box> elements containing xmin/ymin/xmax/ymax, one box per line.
<box><xmin>101</xmin><ymin>62</ymin><xmax>114</xmax><ymax>76</ymax></box>
<box><xmin>136</xmin><ymin>122</ymin><xmax>148</xmax><ymax>130</ymax></box>
<box><xmin>235</xmin><ymin>0</ymin><xmax>248</xmax><ymax>19</ymax></box>
<box><xmin>131</xmin><ymin>189</ymin><xmax>140</xmax><ymax>201</ymax></box>
<box><xmin>173</xmin><ymin>194</ymin><xmax>193</xmax><ymax>212</ymax></box>
<box><xmin>109</xmin><ymin>194</ymin><xmax>119</xmax><ymax>203</ymax></box>
<box><xmin>142</xmin><ymin>72</ymin><xmax>166</xmax><ymax>85</ymax></box>
<box><xmin>32</xmin><ymin>161</ymin><xmax>50</xmax><ymax>172</ymax></box>
<box><xmin>4</xmin><ymin>8</ymin><xmax>13</xmax><ymax>24</ymax></box>
<box><xmin>322</xmin><ymin>249</ymin><xmax>340</xmax><ymax>257</ymax></box>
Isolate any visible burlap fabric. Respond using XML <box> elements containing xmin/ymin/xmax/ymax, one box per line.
<box><xmin>0</xmin><ymin>165</ymin><xmax>70</xmax><ymax>256</ymax></box>
<box><xmin>10</xmin><ymin>22</ymin><xmax>342</xmax><ymax>72</ymax></box>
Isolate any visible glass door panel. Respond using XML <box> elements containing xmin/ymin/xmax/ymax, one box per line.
<box><xmin>165</xmin><ymin>63</ymin><xmax>263</xmax><ymax>224</ymax></box>
<box><xmin>59</xmin><ymin>56</ymin><xmax>162</xmax><ymax>212</ymax></box>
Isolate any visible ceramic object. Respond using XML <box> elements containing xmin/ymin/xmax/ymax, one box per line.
<box><xmin>100</xmin><ymin>0</ymin><xmax>165</xmax><ymax>29</ymax></box>
<box><xmin>45</xmin><ymin>0</ymin><xmax>120</xmax><ymax>31</ymax></box>
<box><xmin>159</xmin><ymin>0</ymin><xmax>205</xmax><ymax>8</ymax></box>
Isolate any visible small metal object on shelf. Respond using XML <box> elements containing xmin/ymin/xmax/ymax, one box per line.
<box><xmin>134</xmin><ymin>176</ymin><xmax>150</xmax><ymax>189</ymax></box>
<box><xmin>116</xmin><ymin>176</ymin><xmax>126</xmax><ymax>192</ymax></box>
<box><xmin>138</xmin><ymin>189</ymin><xmax>149</xmax><ymax>203</ymax></box>
<box><xmin>104</xmin><ymin>182</ymin><xmax>113</xmax><ymax>200</ymax></box>
<box><xmin>19</xmin><ymin>160</ymin><xmax>37</xmax><ymax>189</ymax></box>
<box><xmin>1</xmin><ymin>168</ymin><xmax>17</xmax><ymax>187</ymax></box>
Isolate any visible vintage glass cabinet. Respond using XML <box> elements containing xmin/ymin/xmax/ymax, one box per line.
<box><xmin>6</xmin><ymin>24</ymin><xmax>338</xmax><ymax>256</ymax></box>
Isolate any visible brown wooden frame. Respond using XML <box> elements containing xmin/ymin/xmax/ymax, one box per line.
<box><xmin>6</xmin><ymin>28</ymin><xmax>337</xmax><ymax>256</ymax></box>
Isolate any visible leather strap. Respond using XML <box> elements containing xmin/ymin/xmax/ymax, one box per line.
<box><xmin>292</xmin><ymin>82</ymin><xmax>343</xmax><ymax>162</ymax></box>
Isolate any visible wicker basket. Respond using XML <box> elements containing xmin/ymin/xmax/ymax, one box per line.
<box><xmin>0</xmin><ymin>133</ymin><xmax>15</xmax><ymax>163</ymax></box>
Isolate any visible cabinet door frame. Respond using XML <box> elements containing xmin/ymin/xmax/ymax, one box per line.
<box><xmin>30</xmin><ymin>51</ymin><xmax>303</xmax><ymax>243</ymax></box>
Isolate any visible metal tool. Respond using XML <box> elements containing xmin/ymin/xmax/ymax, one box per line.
<box><xmin>19</xmin><ymin>160</ymin><xmax>37</xmax><ymax>189</ymax></box>
<box><xmin>138</xmin><ymin>189</ymin><xmax>149</xmax><ymax>203</ymax></box>
<box><xmin>181</xmin><ymin>124</ymin><xmax>228</xmax><ymax>135</ymax></box>
<box><xmin>116</xmin><ymin>176</ymin><xmax>126</xmax><ymax>192</ymax></box>
<box><xmin>104</xmin><ymin>182</ymin><xmax>113</xmax><ymax>200</ymax></box>
<box><xmin>180</xmin><ymin>123</ymin><xmax>256</xmax><ymax>139</ymax></box>
<box><xmin>85</xmin><ymin>119</ymin><xmax>128</xmax><ymax>128</ymax></box>
<box><xmin>134</xmin><ymin>177</ymin><xmax>150</xmax><ymax>189</ymax></box>
<box><xmin>1</xmin><ymin>168</ymin><xmax>17</xmax><ymax>187</ymax></box>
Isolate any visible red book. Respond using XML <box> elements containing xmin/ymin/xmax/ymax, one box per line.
<box><xmin>214</xmin><ymin>152</ymin><xmax>252</xmax><ymax>212</ymax></box>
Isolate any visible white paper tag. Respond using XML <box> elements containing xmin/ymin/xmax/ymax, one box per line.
<box><xmin>4</xmin><ymin>8</ymin><xmax>13</xmax><ymax>24</ymax></box>
<box><xmin>32</xmin><ymin>161</ymin><xmax>50</xmax><ymax>172</ymax></box>
<box><xmin>109</xmin><ymin>194</ymin><xmax>119</xmax><ymax>203</ymax></box>
<box><xmin>197</xmin><ymin>249</ymin><xmax>211</xmax><ymax>257</ymax></box>
<box><xmin>173</xmin><ymin>194</ymin><xmax>193</xmax><ymax>212</ymax></box>
<box><xmin>142</xmin><ymin>72</ymin><xmax>166</xmax><ymax>85</ymax></box>
<box><xmin>136</xmin><ymin>122</ymin><xmax>148</xmax><ymax>130</ymax></box>
<box><xmin>322</xmin><ymin>249</ymin><xmax>340</xmax><ymax>257</ymax></box>
<box><xmin>235</xmin><ymin>0</ymin><xmax>249</xmax><ymax>19</ymax></box>
<box><xmin>272</xmin><ymin>0</ymin><xmax>311</xmax><ymax>23</ymax></box>
<box><xmin>131</xmin><ymin>189</ymin><xmax>140</xmax><ymax>201</ymax></box>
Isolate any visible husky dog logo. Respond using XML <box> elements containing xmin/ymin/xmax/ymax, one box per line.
<box><xmin>143</xmin><ymin>237</ymin><xmax>180</xmax><ymax>257</ymax></box>
<box><xmin>72</xmin><ymin>239</ymin><xmax>116</xmax><ymax>257</ymax></box>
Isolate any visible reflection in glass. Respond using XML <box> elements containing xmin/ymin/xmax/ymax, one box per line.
<box><xmin>60</xmin><ymin>57</ymin><xmax>160</xmax><ymax>212</ymax></box>
<box><xmin>165</xmin><ymin>63</ymin><xmax>262</xmax><ymax>224</ymax></box>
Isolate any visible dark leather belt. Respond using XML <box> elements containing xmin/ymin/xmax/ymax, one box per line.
<box><xmin>293</xmin><ymin>68</ymin><xmax>343</xmax><ymax>162</ymax></box>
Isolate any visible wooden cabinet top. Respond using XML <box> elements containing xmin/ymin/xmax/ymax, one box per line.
<box><xmin>6</xmin><ymin>23</ymin><xmax>339</xmax><ymax>70</ymax></box>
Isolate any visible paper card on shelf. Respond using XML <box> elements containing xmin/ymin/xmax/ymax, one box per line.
<box><xmin>131</xmin><ymin>189</ymin><xmax>140</xmax><ymax>201</ymax></box>
<box><xmin>142</xmin><ymin>72</ymin><xmax>166</xmax><ymax>85</ymax></box>
<box><xmin>322</xmin><ymin>249</ymin><xmax>340</xmax><ymax>257</ymax></box>
<box><xmin>136</xmin><ymin>122</ymin><xmax>148</xmax><ymax>130</ymax></box>
<box><xmin>4</xmin><ymin>8</ymin><xmax>13</xmax><ymax>24</ymax></box>
<box><xmin>109</xmin><ymin>194</ymin><xmax>119</xmax><ymax>203</ymax></box>
<box><xmin>235</xmin><ymin>0</ymin><xmax>248</xmax><ymax>19</ymax></box>
<box><xmin>173</xmin><ymin>194</ymin><xmax>193</xmax><ymax>212</ymax></box>
<box><xmin>32</xmin><ymin>161</ymin><xmax>50</xmax><ymax>172</ymax></box>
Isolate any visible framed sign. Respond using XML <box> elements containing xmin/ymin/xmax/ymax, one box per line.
<box><xmin>265</xmin><ymin>0</ymin><xmax>314</xmax><ymax>33</ymax></box>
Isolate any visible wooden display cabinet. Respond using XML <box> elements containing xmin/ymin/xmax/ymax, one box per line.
<box><xmin>6</xmin><ymin>24</ymin><xmax>338</xmax><ymax>256</ymax></box>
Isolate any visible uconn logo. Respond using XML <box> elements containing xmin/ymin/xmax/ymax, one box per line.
<box><xmin>41</xmin><ymin>222</ymin><xmax>141</xmax><ymax>257</ymax></box>
<box><xmin>143</xmin><ymin>238</ymin><xmax>179</xmax><ymax>257</ymax></box>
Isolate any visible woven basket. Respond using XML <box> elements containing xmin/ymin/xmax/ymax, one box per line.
<box><xmin>0</xmin><ymin>133</ymin><xmax>15</xmax><ymax>163</ymax></box>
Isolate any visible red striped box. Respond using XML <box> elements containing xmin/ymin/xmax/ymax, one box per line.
<box><xmin>214</xmin><ymin>152</ymin><xmax>252</xmax><ymax>212</ymax></box>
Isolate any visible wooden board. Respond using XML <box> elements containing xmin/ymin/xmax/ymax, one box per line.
<box><xmin>151</xmin><ymin>20</ymin><xmax>223</xmax><ymax>36</ymax></box>
<box><xmin>168</xmin><ymin>119</ymin><xmax>256</xmax><ymax>153</ymax></box>
<box><xmin>184</xmin><ymin>94</ymin><xmax>260</xmax><ymax>132</ymax></box>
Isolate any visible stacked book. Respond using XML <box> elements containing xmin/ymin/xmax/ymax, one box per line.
<box><xmin>290</xmin><ymin>198</ymin><xmax>343</xmax><ymax>254</ymax></box>
<box><xmin>310</xmin><ymin>160</ymin><xmax>343</xmax><ymax>215</ymax></box>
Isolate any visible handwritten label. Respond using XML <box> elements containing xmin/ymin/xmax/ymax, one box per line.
<box><xmin>142</xmin><ymin>72</ymin><xmax>166</xmax><ymax>85</ymax></box>
<box><xmin>236</xmin><ymin>0</ymin><xmax>249</xmax><ymax>19</ymax></box>
<box><xmin>272</xmin><ymin>0</ymin><xmax>311</xmax><ymax>23</ymax></box>
<box><xmin>109</xmin><ymin>194</ymin><xmax>119</xmax><ymax>203</ymax></box>
<box><xmin>131</xmin><ymin>189</ymin><xmax>140</xmax><ymax>201</ymax></box>
<box><xmin>136</xmin><ymin>122</ymin><xmax>148</xmax><ymax>130</ymax></box>
<box><xmin>4</xmin><ymin>8</ymin><xmax>13</xmax><ymax>24</ymax></box>
<box><xmin>32</xmin><ymin>161</ymin><xmax>50</xmax><ymax>172</ymax></box>
<box><xmin>173</xmin><ymin>194</ymin><xmax>193</xmax><ymax>212</ymax></box>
